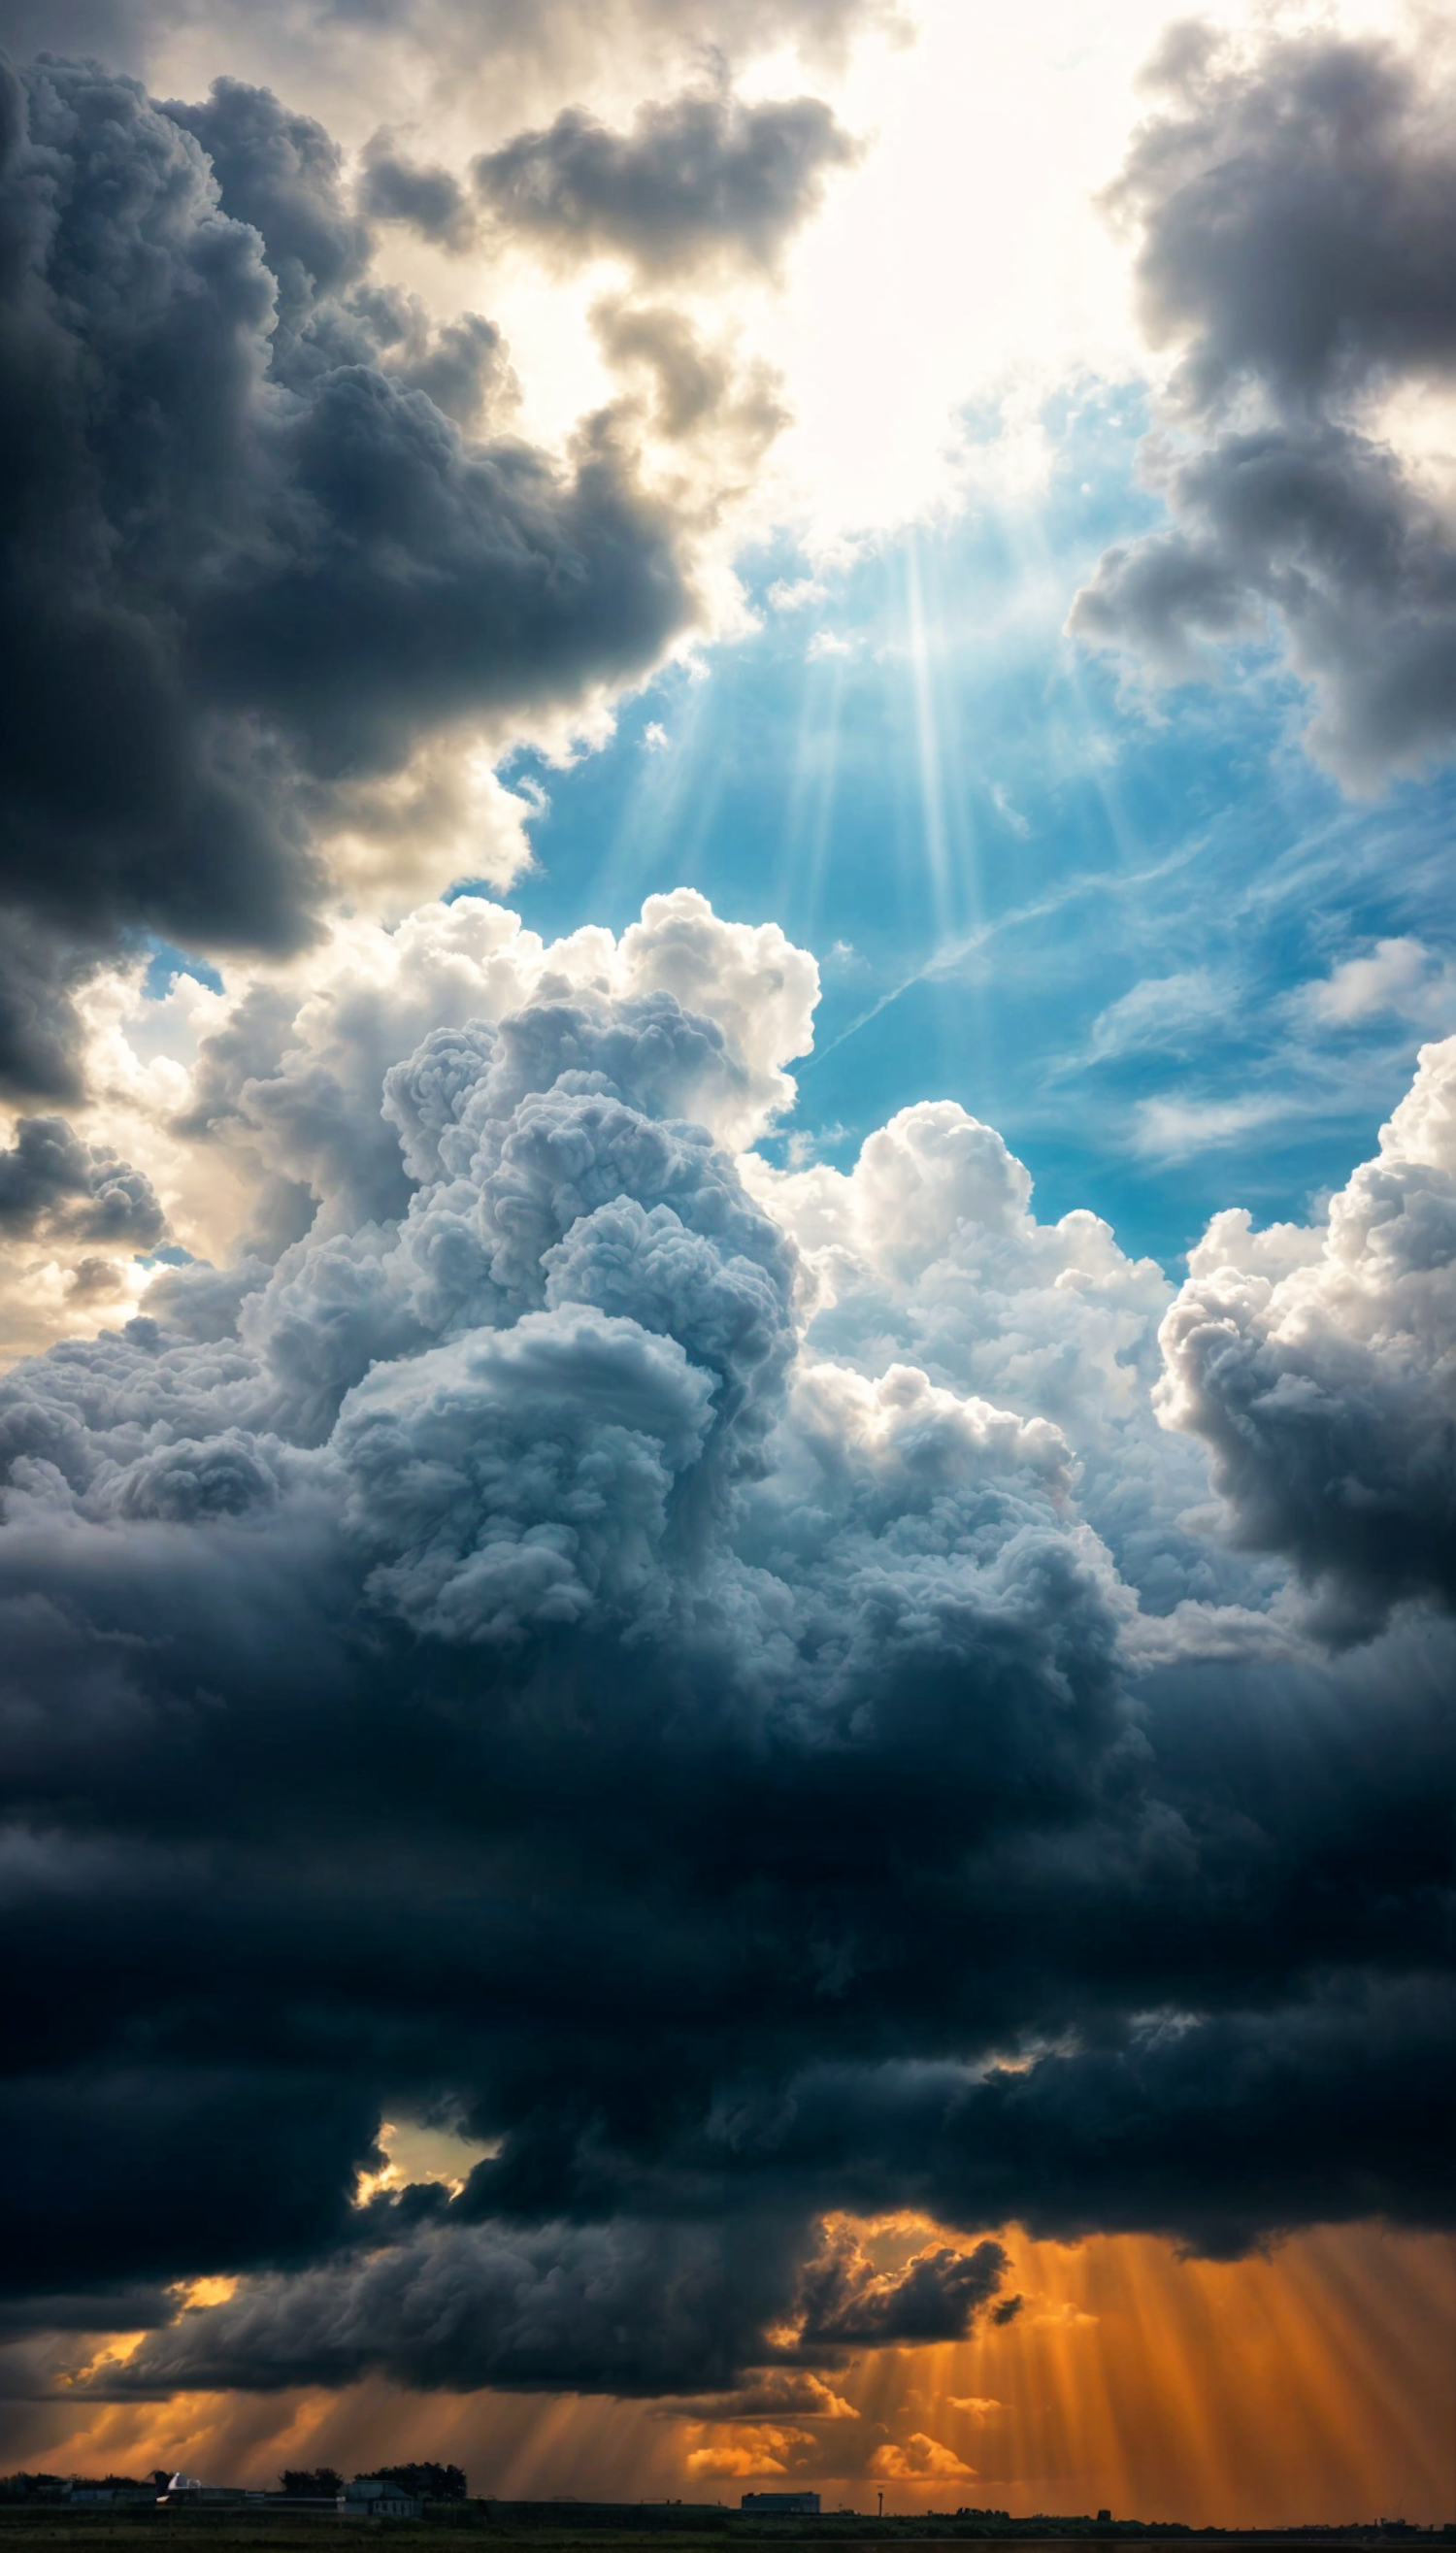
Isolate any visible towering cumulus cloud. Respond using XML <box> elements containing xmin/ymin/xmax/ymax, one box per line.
<box><xmin>0</xmin><ymin>889</ymin><xmax>1450</xmax><ymax>2407</ymax></box>
<box><xmin>1071</xmin><ymin>19</ymin><xmax>1456</xmax><ymax>785</ymax></box>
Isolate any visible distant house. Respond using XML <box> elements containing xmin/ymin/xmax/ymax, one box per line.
<box><xmin>340</xmin><ymin>2479</ymin><xmax>422</xmax><ymax>2520</ymax></box>
<box><xmin>740</xmin><ymin>2495</ymin><xmax>820</xmax><ymax>2516</ymax></box>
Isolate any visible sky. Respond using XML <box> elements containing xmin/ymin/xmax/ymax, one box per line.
<box><xmin>0</xmin><ymin>0</ymin><xmax>1453</xmax><ymax>2522</ymax></box>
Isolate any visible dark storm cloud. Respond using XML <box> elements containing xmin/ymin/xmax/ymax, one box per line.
<box><xmin>55</xmin><ymin>1966</ymin><xmax>1456</xmax><ymax>2395</ymax></box>
<box><xmin>1071</xmin><ymin>22</ymin><xmax>1456</xmax><ymax>787</ymax></box>
<box><xmin>472</xmin><ymin>84</ymin><xmax>859</xmax><ymax>276</ymax></box>
<box><xmin>0</xmin><ymin>51</ymin><xmax>695</xmax><ymax>1091</ymax></box>
<box><xmin>0</xmin><ymin>921</ymin><xmax>1451</xmax><ymax>2403</ymax></box>
<box><xmin>0</xmin><ymin>2282</ymin><xmax>176</xmax><ymax>2340</ymax></box>
<box><xmin>81</xmin><ymin>2225</ymin><xmax>1015</xmax><ymax>2399</ymax></box>
<box><xmin>74</xmin><ymin>2217</ymin><xmax>808</xmax><ymax>2399</ymax></box>
<box><xmin>0</xmin><ymin>2069</ymin><xmax>383</xmax><ymax>2297</ymax></box>
<box><xmin>708</xmin><ymin>1981</ymin><xmax>1456</xmax><ymax>2260</ymax></box>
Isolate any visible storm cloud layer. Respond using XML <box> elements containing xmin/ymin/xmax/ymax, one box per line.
<box><xmin>1071</xmin><ymin>19</ymin><xmax>1456</xmax><ymax>787</ymax></box>
<box><xmin>0</xmin><ymin>889</ymin><xmax>1450</xmax><ymax>2408</ymax></box>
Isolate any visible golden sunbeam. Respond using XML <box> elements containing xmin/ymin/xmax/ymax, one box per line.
<box><xmin>24</xmin><ymin>2225</ymin><xmax>1453</xmax><ymax>2521</ymax></box>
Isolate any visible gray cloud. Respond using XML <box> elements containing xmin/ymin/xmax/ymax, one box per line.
<box><xmin>0</xmin><ymin>1117</ymin><xmax>165</xmax><ymax>1249</ymax></box>
<box><xmin>593</xmin><ymin>298</ymin><xmax>787</xmax><ymax>452</ymax></box>
<box><xmin>163</xmin><ymin>71</ymin><xmax>371</xmax><ymax>335</ymax></box>
<box><xmin>473</xmin><ymin>84</ymin><xmax>858</xmax><ymax>276</ymax></box>
<box><xmin>1157</xmin><ymin>1034</ymin><xmax>1456</xmax><ymax>1636</ymax></box>
<box><xmin>1111</xmin><ymin>18</ymin><xmax>1456</xmax><ymax>416</ymax></box>
<box><xmin>359</xmin><ymin>139</ymin><xmax>476</xmax><ymax>250</ymax></box>
<box><xmin>0</xmin><ymin>54</ymin><xmax>699</xmax><ymax>1091</ymax></box>
<box><xmin>0</xmin><ymin>0</ymin><xmax>895</xmax><ymax>107</ymax></box>
<box><xmin>403</xmin><ymin>314</ymin><xmax>514</xmax><ymax>428</ymax></box>
<box><xmin>1071</xmin><ymin>22</ymin><xmax>1456</xmax><ymax>788</ymax></box>
<box><xmin>1073</xmin><ymin>422</ymin><xmax>1456</xmax><ymax>784</ymax></box>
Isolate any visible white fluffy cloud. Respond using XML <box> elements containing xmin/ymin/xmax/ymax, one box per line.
<box><xmin>743</xmin><ymin>1099</ymin><xmax>1221</xmax><ymax>1615</ymax></box>
<box><xmin>0</xmin><ymin>888</ymin><xmax>817</xmax><ymax>1368</ymax></box>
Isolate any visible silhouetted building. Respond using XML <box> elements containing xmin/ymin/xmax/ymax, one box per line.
<box><xmin>340</xmin><ymin>2478</ymin><xmax>422</xmax><ymax>2520</ymax></box>
<box><xmin>741</xmin><ymin>2495</ymin><xmax>820</xmax><ymax>2516</ymax></box>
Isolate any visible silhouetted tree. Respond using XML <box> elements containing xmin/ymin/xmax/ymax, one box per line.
<box><xmin>281</xmin><ymin>2470</ymin><xmax>343</xmax><ymax>2497</ymax></box>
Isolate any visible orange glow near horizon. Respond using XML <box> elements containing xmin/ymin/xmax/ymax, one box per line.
<box><xmin>21</xmin><ymin>2223</ymin><xmax>1455</xmax><ymax>2524</ymax></box>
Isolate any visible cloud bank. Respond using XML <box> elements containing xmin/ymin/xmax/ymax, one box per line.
<box><xmin>0</xmin><ymin>886</ymin><xmax>1450</xmax><ymax>2410</ymax></box>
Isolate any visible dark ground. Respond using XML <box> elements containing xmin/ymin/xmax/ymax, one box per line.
<box><xmin>0</xmin><ymin>2517</ymin><xmax>1449</xmax><ymax>2549</ymax></box>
